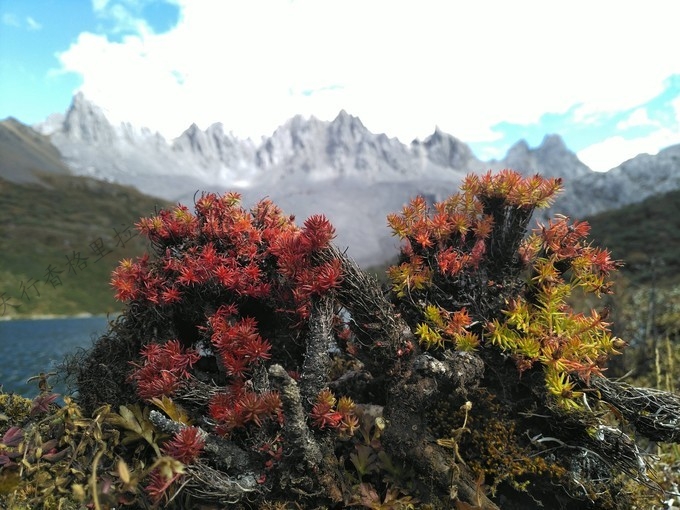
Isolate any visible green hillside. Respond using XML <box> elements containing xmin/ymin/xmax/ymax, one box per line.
<box><xmin>1</xmin><ymin>169</ymin><xmax>678</xmax><ymax>318</ymax></box>
<box><xmin>0</xmin><ymin>174</ymin><xmax>171</xmax><ymax>318</ymax></box>
<box><xmin>584</xmin><ymin>188</ymin><xmax>680</xmax><ymax>288</ymax></box>
<box><xmin>0</xmin><ymin>118</ymin><xmax>71</xmax><ymax>184</ymax></box>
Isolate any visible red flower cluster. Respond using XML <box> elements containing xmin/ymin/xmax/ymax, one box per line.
<box><xmin>388</xmin><ymin>171</ymin><xmax>563</xmax><ymax>294</ymax></box>
<box><xmin>436</xmin><ymin>241</ymin><xmax>485</xmax><ymax>276</ymax></box>
<box><xmin>110</xmin><ymin>256</ymin><xmax>150</xmax><ymax>302</ymax></box>
<box><xmin>145</xmin><ymin>468</ymin><xmax>181</xmax><ymax>505</ymax></box>
<box><xmin>525</xmin><ymin>214</ymin><xmax>622</xmax><ymax>295</ymax></box>
<box><xmin>108</xmin><ymin>192</ymin><xmax>354</xmax><ymax>505</ymax></box>
<box><xmin>208</xmin><ymin>386</ymin><xmax>282</xmax><ymax>435</ymax></box>
<box><xmin>539</xmin><ymin>215</ymin><xmax>591</xmax><ymax>258</ymax></box>
<box><xmin>162</xmin><ymin>426</ymin><xmax>205</xmax><ymax>464</ymax></box>
<box><xmin>310</xmin><ymin>389</ymin><xmax>359</xmax><ymax>436</ymax></box>
<box><xmin>111</xmin><ymin>192</ymin><xmax>345</xmax><ymax>409</ymax></box>
<box><xmin>114</xmin><ymin>194</ymin><xmax>280</xmax><ymax>306</ymax></box>
<box><xmin>112</xmin><ymin>193</ymin><xmax>341</xmax><ymax>312</ymax></box>
<box><xmin>129</xmin><ymin>340</ymin><xmax>200</xmax><ymax>399</ymax></box>
<box><xmin>467</xmin><ymin>169</ymin><xmax>562</xmax><ymax>208</ymax></box>
<box><xmin>270</xmin><ymin>214</ymin><xmax>343</xmax><ymax>318</ymax></box>
<box><xmin>208</xmin><ymin>307</ymin><xmax>271</xmax><ymax>378</ymax></box>
<box><xmin>136</xmin><ymin>204</ymin><xmax>199</xmax><ymax>244</ymax></box>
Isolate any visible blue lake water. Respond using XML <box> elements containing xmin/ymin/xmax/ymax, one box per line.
<box><xmin>0</xmin><ymin>316</ymin><xmax>111</xmax><ymax>398</ymax></box>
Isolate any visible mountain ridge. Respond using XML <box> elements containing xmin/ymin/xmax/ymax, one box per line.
<box><xmin>7</xmin><ymin>92</ymin><xmax>679</xmax><ymax>266</ymax></box>
<box><xmin>0</xmin><ymin>117</ymin><xmax>72</xmax><ymax>184</ymax></box>
<box><xmin>34</xmin><ymin>93</ymin><xmax>593</xmax><ymax>192</ymax></box>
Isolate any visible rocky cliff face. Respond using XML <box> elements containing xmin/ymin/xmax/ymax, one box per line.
<box><xmin>38</xmin><ymin>95</ymin><xmax>480</xmax><ymax>193</ymax></box>
<box><xmin>500</xmin><ymin>134</ymin><xmax>591</xmax><ymax>179</ymax></box>
<box><xmin>251</xmin><ymin>111</ymin><xmax>469</xmax><ymax>182</ymax></box>
<box><xmin>554</xmin><ymin>144</ymin><xmax>680</xmax><ymax>219</ymax></box>
<box><xmin>415</xmin><ymin>127</ymin><xmax>480</xmax><ymax>170</ymax></box>
<box><xmin>173</xmin><ymin>122</ymin><xmax>256</xmax><ymax>169</ymax></box>
<box><xmin>61</xmin><ymin>92</ymin><xmax>117</xmax><ymax>145</ymax></box>
<box><xmin>23</xmin><ymin>93</ymin><xmax>680</xmax><ymax>266</ymax></box>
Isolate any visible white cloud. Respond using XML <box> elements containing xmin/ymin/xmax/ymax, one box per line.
<box><xmin>616</xmin><ymin>108</ymin><xmax>656</xmax><ymax>130</ymax></box>
<box><xmin>673</xmin><ymin>96</ymin><xmax>680</xmax><ymax>123</ymax></box>
<box><xmin>577</xmin><ymin>128</ymin><xmax>680</xmax><ymax>172</ymax></box>
<box><xmin>26</xmin><ymin>16</ymin><xmax>42</xmax><ymax>31</ymax></box>
<box><xmin>92</xmin><ymin>0</ymin><xmax>111</xmax><ymax>11</ymax></box>
<box><xmin>90</xmin><ymin>0</ymin><xmax>154</xmax><ymax>35</ymax></box>
<box><xmin>57</xmin><ymin>0</ymin><xmax>680</xmax><ymax>147</ymax></box>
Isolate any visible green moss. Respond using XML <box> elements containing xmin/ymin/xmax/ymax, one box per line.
<box><xmin>0</xmin><ymin>393</ymin><xmax>32</xmax><ymax>423</ymax></box>
<box><xmin>428</xmin><ymin>390</ymin><xmax>567</xmax><ymax>500</ymax></box>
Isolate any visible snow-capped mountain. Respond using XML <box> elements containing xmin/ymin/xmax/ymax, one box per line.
<box><xmin>29</xmin><ymin>93</ymin><xmax>680</xmax><ymax>266</ymax></box>
<box><xmin>35</xmin><ymin>94</ymin><xmax>485</xmax><ymax>193</ymax></box>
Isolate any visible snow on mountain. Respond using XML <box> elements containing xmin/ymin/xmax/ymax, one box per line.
<box><xmin>29</xmin><ymin>93</ymin><xmax>680</xmax><ymax>266</ymax></box>
<box><xmin>34</xmin><ymin>93</ymin><xmax>223</xmax><ymax>199</ymax></box>
<box><xmin>172</xmin><ymin>122</ymin><xmax>257</xmax><ymax>185</ymax></box>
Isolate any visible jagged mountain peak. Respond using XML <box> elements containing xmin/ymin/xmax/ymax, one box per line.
<box><xmin>328</xmin><ymin>110</ymin><xmax>370</xmax><ymax>148</ymax></box>
<box><xmin>172</xmin><ymin>121</ymin><xmax>256</xmax><ymax>172</ymax></box>
<box><xmin>500</xmin><ymin>133</ymin><xmax>589</xmax><ymax>179</ymax></box>
<box><xmin>413</xmin><ymin>126</ymin><xmax>470</xmax><ymax>150</ymax></box>
<box><xmin>174</xmin><ymin>123</ymin><xmax>207</xmax><ymax>153</ymax></box>
<box><xmin>429</xmin><ymin>125</ymin><xmax>446</xmax><ymax>137</ymax></box>
<box><xmin>64</xmin><ymin>92</ymin><xmax>111</xmax><ymax>125</ymax></box>
<box><xmin>62</xmin><ymin>92</ymin><xmax>116</xmax><ymax>144</ymax></box>
<box><xmin>538</xmin><ymin>133</ymin><xmax>567</xmax><ymax>150</ymax></box>
<box><xmin>69</xmin><ymin>91</ymin><xmax>93</xmax><ymax>109</ymax></box>
<box><xmin>331</xmin><ymin>109</ymin><xmax>365</xmax><ymax>128</ymax></box>
<box><xmin>175</xmin><ymin>122</ymin><xmax>240</xmax><ymax>143</ymax></box>
<box><xmin>504</xmin><ymin>134</ymin><xmax>570</xmax><ymax>161</ymax></box>
<box><xmin>279</xmin><ymin>113</ymin><xmax>321</xmax><ymax>131</ymax></box>
<box><xmin>206</xmin><ymin>122</ymin><xmax>226</xmax><ymax>136</ymax></box>
<box><xmin>505</xmin><ymin>139</ymin><xmax>530</xmax><ymax>159</ymax></box>
<box><xmin>267</xmin><ymin>110</ymin><xmax>368</xmax><ymax>140</ymax></box>
<box><xmin>414</xmin><ymin>127</ymin><xmax>478</xmax><ymax>170</ymax></box>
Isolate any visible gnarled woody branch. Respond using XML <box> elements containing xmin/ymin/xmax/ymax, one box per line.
<box><xmin>381</xmin><ymin>350</ymin><xmax>500</xmax><ymax>509</ymax></box>
<box><xmin>268</xmin><ymin>363</ymin><xmax>345</xmax><ymax>502</ymax></box>
<box><xmin>299</xmin><ymin>295</ymin><xmax>334</xmax><ymax>405</ymax></box>
<box><xmin>319</xmin><ymin>244</ymin><xmax>414</xmax><ymax>373</ymax></box>
<box><xmin>591</xmin><ymin>376</ymin><xmax>680</xmax><ymax>443</ymax></box>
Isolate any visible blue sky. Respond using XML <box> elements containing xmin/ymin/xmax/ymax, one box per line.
<box><xmin>1</xmin><ymin>0</ymin><xmax>679</xmax><ymax>171</ymax></box>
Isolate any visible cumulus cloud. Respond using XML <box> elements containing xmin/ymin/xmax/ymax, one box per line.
<box><xmin>616</xmin><ymin>108</ymin><xmax>656</xmax><ymax>130</ymax></box>
<box><xmin>578</xmin><ymin>128</ymin><xmax>679</xmax><ymax>172</ymax></box>
<box><xmin>90</xmin><ymin>0</ymin><xmax>157</xmax><ymax>35</ymax></box>
<box><xmin>57</xmin><ymin>0</ymin><xmax>680</xmax><ymax>154</ymax></box>
<box><xmin>92</xmin><ymin>0</ymin><xmax>111</xmax><ymax>11</ymax></box>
